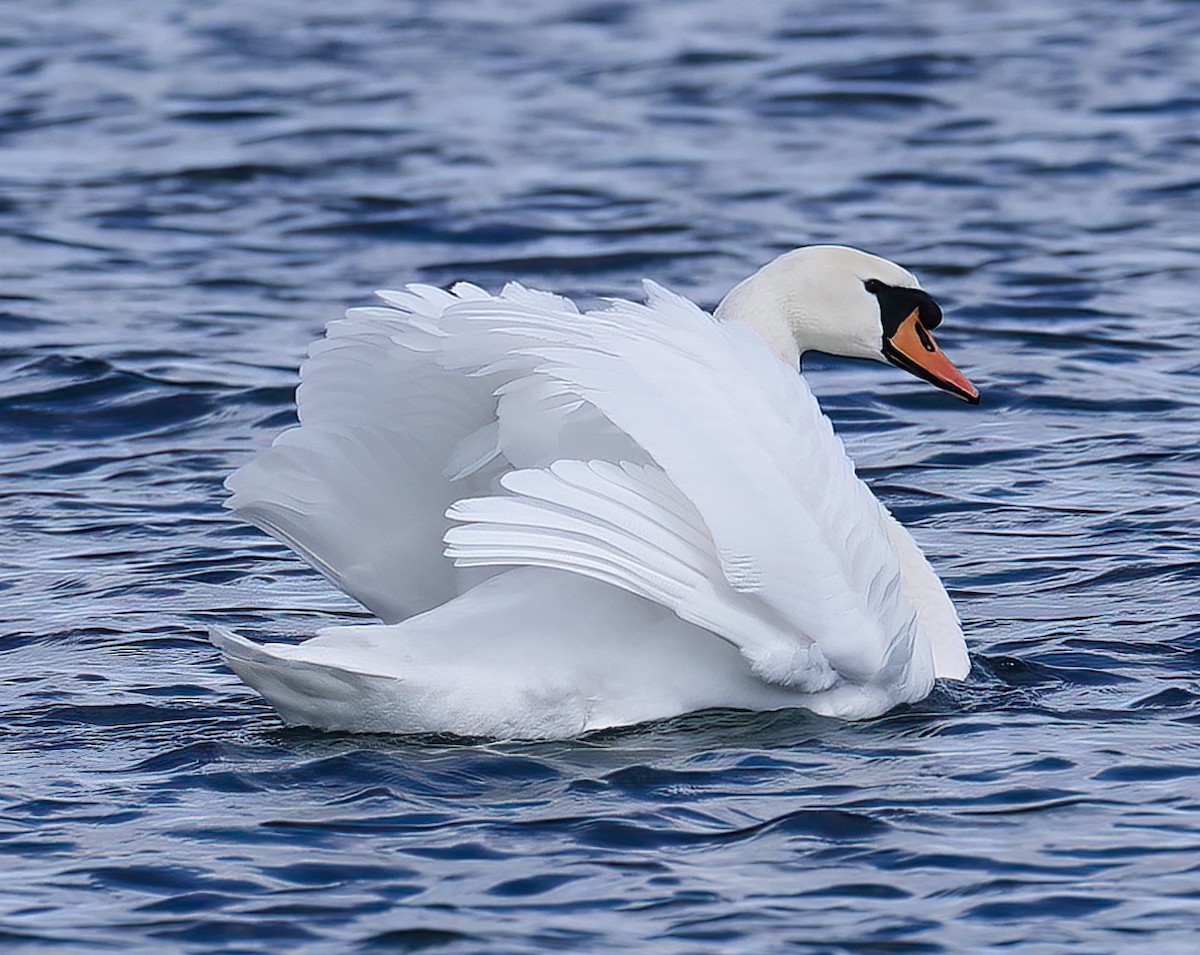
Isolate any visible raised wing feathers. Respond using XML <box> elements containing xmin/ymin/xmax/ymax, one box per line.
<box><xmin>225</xmin><ymin>291</ymin><xmax>496</xmax><ymax>623</ymax></box>
<box><xmin>227</xmin><ymin>276</ymin><xmax>936</xmax><ymax>700</ymax></box>
<box><xmin>438</xmin><ymin>281</ymin><xmax>926</xmax><ymax>691</ymax></box>
<box><xmin>445</xmin><ymin>460</ymin><xmax>837</xmax><ymax>690</ymax></box>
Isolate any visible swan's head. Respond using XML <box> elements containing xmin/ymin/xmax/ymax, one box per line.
<box><xmin>715</xmin><ymin>245</ymin><xmax>979</xmax><ymax>404</ymax></box>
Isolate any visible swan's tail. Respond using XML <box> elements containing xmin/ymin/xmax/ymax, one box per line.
<box><xmin>208</xmin><ymin>626</ymin><xmax>404</xmax><ymax>732</ymax></box>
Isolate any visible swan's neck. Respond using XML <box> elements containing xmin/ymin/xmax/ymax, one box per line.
<box><xmin>714</xmin><ymin>275</ymin><xmax>801</xmax><ymax>368</ymax></box>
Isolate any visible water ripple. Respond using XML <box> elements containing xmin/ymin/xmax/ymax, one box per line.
<box><xmin>2</xmin><ymin>0</ymin><xmax>1200</xmax><ymax>952</ymax></box>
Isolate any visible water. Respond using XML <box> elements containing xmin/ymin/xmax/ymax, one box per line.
<box><xmin>3</xmin><ymin>0</ymin><xmax>1199</xmax><ymax>951</ymax></box>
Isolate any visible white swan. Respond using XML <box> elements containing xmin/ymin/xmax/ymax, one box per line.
<box><xmin>211</xmin><ymin>245</ymin><xmax>979</xmax><ymax>739</ymax></box>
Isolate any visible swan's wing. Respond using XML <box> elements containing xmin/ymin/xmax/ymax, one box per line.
<box><xmin>878</xmin><ymin>508</ymin><xmax>970</xmax><ymax>679</ymax></box>
<box><xmin>225</xmin><ymin>275</ymin><xmax>955</xmax><ymax>702</ymax></box>
<box><xmin>445</xmin><ymin>460</ymin><xmax>837</xmax><ymax>691</ymax></box>
<box><xmin>225</xmin><ymin>285</ymin><xmax>497</xmax><ymax>623</ymax></box>
<box><xmin>224</xmin><ymin>280</ymin><xmax>648</xmax><ymax>624</ymax></box>
<box><xmin>442</xmin><ymin>282</ymin><xmax>933</xmax><ymax>698</ymax></box>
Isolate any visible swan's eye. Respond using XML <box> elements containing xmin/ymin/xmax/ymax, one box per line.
<box><xmin>864</xmin><ymin>279</ymin><xmax>884</xmax><ymax>294</ymax></box>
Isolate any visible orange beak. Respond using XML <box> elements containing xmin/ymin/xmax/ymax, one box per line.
<box><xmin>883</xmin><ymin>309</ymin><xmax>979</xmax><ymax>404</ymax></box>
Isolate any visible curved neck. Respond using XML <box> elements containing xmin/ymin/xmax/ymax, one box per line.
<box><xmin>714</xmin><ymin>274</ymin><xmax>800</xmax><ymax>368</ymax></box>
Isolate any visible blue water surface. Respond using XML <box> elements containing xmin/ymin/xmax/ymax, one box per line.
<box><xmin>3</xmin><ymin>1</ymin><xmax>1200</xmax><ymax>952</ymax></box>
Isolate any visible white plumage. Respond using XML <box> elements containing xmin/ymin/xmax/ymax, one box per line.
<box><xmin>214</xmin><ymin>245</ymin><xmax>973</xmax><ymax>739</ymax></box>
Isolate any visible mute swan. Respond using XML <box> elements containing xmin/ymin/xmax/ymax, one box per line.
<box><xmin>212</xmin><ymin>245</ymin><xmax>979</xmax><ymax>739</ymax></box>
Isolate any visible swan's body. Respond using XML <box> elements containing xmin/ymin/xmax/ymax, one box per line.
<box><xmin>213</xmin><ymin>246</ymin><xmax>977</xmax><ymax>739</ymax></box>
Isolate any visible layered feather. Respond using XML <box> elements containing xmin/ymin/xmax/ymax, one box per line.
<box><xmin>436</xmin><ymin>281</ymin><xmax>931</xmax><ymax>697</ymax></box>
<box><xmin>216</xmin><ymin>275</ymin><xmax>966</xmax><ymax>736</ymax></box>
